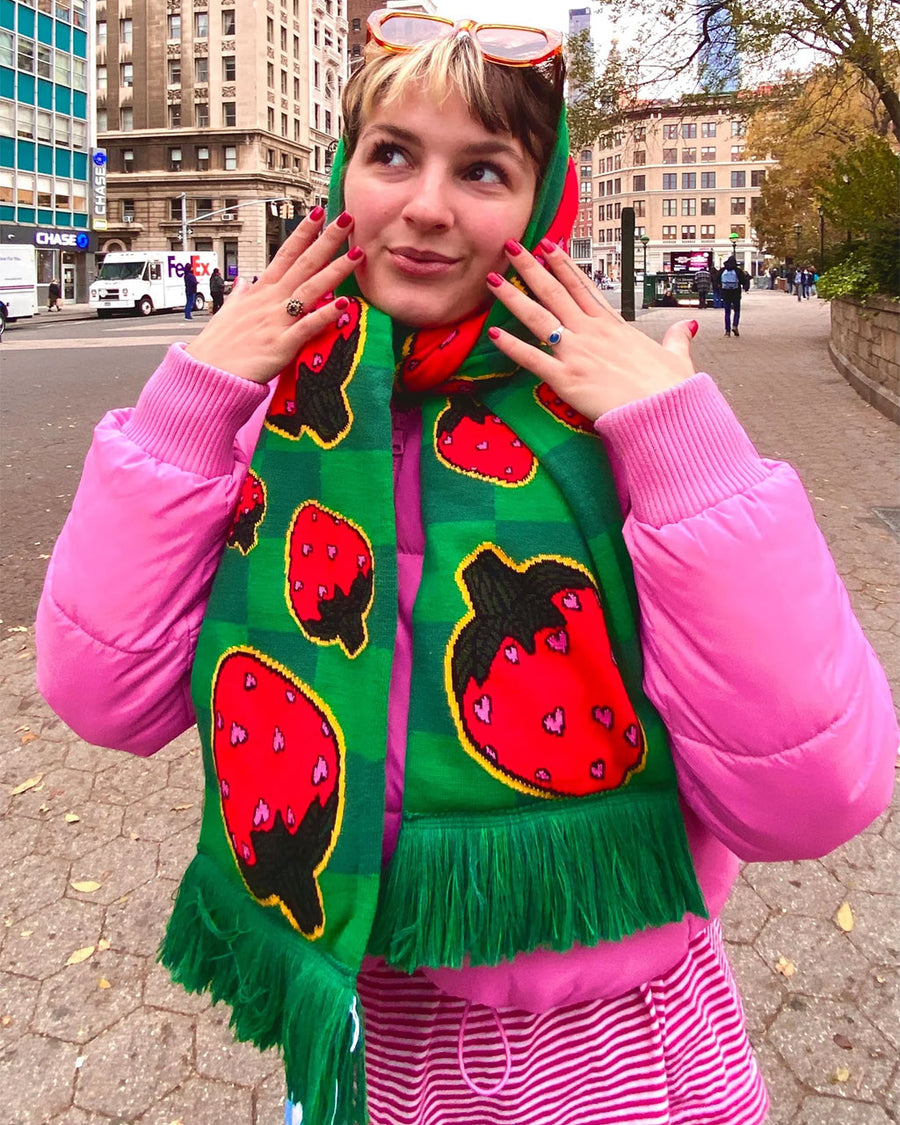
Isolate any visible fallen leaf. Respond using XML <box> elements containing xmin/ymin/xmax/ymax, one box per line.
<box><xmin>833</xmin><ymin>1033</ymin><xmax>853</xmax><ymax>1050</ymax></box>
<box><xmin>71</xmin><ymin>880</ymin><xmax>102</xmax><ymax>894</ymax></box>
<box><xmin>171</xmin><ymin>803</ymin><xmax>194</xmax><ymax>811</ymax></box>
<box><xmin>20</xmin><ymin>930</ymin><xmax>33</xmax><ymax>938</ymax></box>
<box><xmin>66</xmin><ymin>945</ymin><xmax>95</xmax><ymax>966</ymax></box>
<box><xmin>74</xmin><ymin>1056</ymin><xmax>85</xmax><ymax>1069</ymax></box>
<box><xmin>64</xmin><ymin>813</ymin><xmax>81</xmax><ymax>824</ymax></box>
<box><xmin>830</xmin><ymin>1066</ymin><xmax>851</xmax><ymax>1084</ymax></box>
<box><xmin>97</xmin><ymin>978</ymin><xmax>111</xmax><ymax>990</ymax></box>
<box><xmin>10</xmin><ymin>774</ymin><xmax>43</xmax><ymax>796</ymax></box>
<box><xmin>835</xmin><ymin>901</ymin><xmax>854</xmax><ymax>932</ymax></box>
<box><xmin>15</xmin><ymin>725</ymin><xmax>30</xmax><ymax>733</ymax></box>
<box><xmin>1</xmin><ymin>1014</ymin><xmax>12</xmax><ymax>1027</ymax></box>
<box><xmin>38</xmin><ymin>803</ymin><xmax>50</xmax><ymax>813</ymax></box>
<box><xmin>875</xmin><ymin>973</ymin><xmax>887</xmax><ymax>984</ymax></box>
<box><xmin>775</xmin><ymin>956</ymin><xmax>797</xmax><ymax>978</ymax></box>
<box><xmin>97</xmin><ymin>938</ymin><xmax>111</xmax><ymax>952</ymax></box>
<box><xmin>20</xmin><ymin>732</ymin><xmax>38</xmax><ymax>744</ymax></box>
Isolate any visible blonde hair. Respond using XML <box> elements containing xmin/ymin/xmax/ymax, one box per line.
<box><xmin>342</xmin><ymin>34</ymin><xmax>564</xmax><ymax>175</ymax></box>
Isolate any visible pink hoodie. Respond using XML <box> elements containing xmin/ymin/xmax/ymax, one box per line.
<box><xmin>36</xmin><ymin>345</ymin><xmax>897</xmax><ymax>1012</ymax></box>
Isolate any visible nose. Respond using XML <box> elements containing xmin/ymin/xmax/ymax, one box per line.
<box><xmin>400</xmin><ymin>164</ymin><xmax>454</xmax><ymax>231</ymax></box>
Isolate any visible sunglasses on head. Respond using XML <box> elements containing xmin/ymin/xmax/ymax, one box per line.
<box><xmin>366</xmin><ymin>9</ymin><xmax>563</xmax><ymax>67</ymax></box>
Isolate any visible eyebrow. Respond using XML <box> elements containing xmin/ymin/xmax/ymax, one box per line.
<box><xmin>363</xmin><ymin>123</ymin><xmax>528</xmax><ymax>165</ymax></box>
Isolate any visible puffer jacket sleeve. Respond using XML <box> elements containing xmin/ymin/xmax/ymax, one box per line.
<box><xmin>595</xmin><ymin>373</ymin><xmax>898</xmax><ymax>862</ymax></box>
<box><xmin>35</xmin><ymin>344</ymin><xmax>271</xmax><ymax>756</ymax></box>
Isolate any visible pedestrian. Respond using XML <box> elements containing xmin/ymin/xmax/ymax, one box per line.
<box><xmin>36</xmin><ymin>11</ymin><xmax>896</xmax><ymax>1125</ymax></box>
<box><xmin>767</xmin><ymin>266</ymin><xmax>777</xmax><ymax>290</ymax></box>
<box><xmin>801</xmin><ymin>268</ymin><xmax>812</xmax><ymax>299</ymax></box>
<box><xmin>47</xmin><ymin>278</ymin><xmax>62</xmax><ymax>311</ymax></box>
<box><xmin>693</xmin><ymin>264</ymin><xmax>711</xmax><ymax>309</ymax></box>
<box><xmin>718</xmin><ymin>254</ymin><xmax>749</xmax><ymax>336</ymax></box>
<box><xmin>183</xmin><ymin>263</ymin><xmax>198</xmax><ymax>319</ymax></box>
<box><xmin>793</xmin><ymin>266</ymin><xmax>803</xmax><ymax>302</ymax></box>
<box><xmin>209</xmin><ymin>267</ymin><xmax>226</xmax><ymax>315</ymax></box>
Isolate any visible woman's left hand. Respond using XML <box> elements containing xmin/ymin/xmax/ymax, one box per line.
<box><xmin>486</xmin><ymin>239</ymin><xmax>697</xmax><ymax>421</ymax></box>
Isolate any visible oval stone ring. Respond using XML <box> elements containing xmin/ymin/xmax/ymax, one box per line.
<box><xmin>285</xmin><ymin>297</ymin><xmax>304</xmax><ymax>317</ymax></box>
<box><xmin>545</xmin><ymin>325</ymin><xmax>565</xmax><ymax>347</ymax></box>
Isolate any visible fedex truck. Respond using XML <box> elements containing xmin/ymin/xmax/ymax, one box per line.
<box><xmin>0</xmin><ymin>246</ymin><xmax>38</xmax><ymax>335</ymax></box>
<box><xmin>89</xmin><ymin>251</ymin><xmax>217</xmax><ymax>317</ymax></box>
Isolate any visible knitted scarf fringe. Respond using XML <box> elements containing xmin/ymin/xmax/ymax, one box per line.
<box><xmin>158</xmin><ymin>852</ymin><xmax>367</xmax><ymax>1125</ymax></box>
<box><xmin>368</xmin><ymin>789</ymin><xmax>707</xmax><ymax>972</ymax></box>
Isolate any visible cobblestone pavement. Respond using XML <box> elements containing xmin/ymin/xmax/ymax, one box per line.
<box><xmin>1</xmin><ymin>289</ymin><xmax>897</xmax><ymax>1124</ymax></box>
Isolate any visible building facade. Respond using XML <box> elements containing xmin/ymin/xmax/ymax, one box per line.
<box><xmin>1</xmin><ymin>0</ymin><xmax>98</xmax><ymax>303</ymax></box>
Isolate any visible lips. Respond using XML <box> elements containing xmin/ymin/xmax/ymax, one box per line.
<box><xmin>388</xmin><ymin>247</ymin><xmax>460</xmax><ymax>277</ymax></box>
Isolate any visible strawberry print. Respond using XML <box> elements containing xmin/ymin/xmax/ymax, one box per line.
<box><xmin>435</xmin><ymin>399</ymin><xmax>536</xmax><ymax>487</ymax></box>
<box><xmin>266</xmin><ymin>298</ymin><xmax>364</xmax><ymax>447</ymax></box>
<box><xmin>446</xmin><ymin>546</ymin><xmax>645</xmax><ymax>798</ymax></box>
<box><xmin>286</xmin><ymin>502</ymin><xmax>374</xmax><ymax>657</ymax></box>
<box><xmin>534</xmin><ymin>381</ymin><xmax>595</xmax><ymax>434</ymax></box>
<box><xmin>212</xmin><ymin>648</ymin><xmax>344</xmax><ymax>937</ymax></box>
<box><xmin>226</xmin><ymin>471</ymin><xmax>267</xmax><ymax>555</ymax></box>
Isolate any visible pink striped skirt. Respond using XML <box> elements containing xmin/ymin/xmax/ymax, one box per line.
<box><xmin>346</xmin><ymin>921</ymin><xmax>768</xmax><ymax>1125</ymax></box>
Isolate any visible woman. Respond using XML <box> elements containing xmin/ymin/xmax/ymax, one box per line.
<box><xmin>36</xmin><ymin>12</ymin><xmax>896</xmax><ymax>1125</ymax></box>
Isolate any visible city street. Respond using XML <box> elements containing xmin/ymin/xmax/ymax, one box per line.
<box><xmin>1</xmin><ymin>289</ymin><xmax>898</xmax><ymax>1123</ymax></box>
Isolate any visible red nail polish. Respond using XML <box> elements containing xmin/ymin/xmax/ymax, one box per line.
<box><xmin>334</xmin><ymin>296</ymin><xmax>349</xmax><ymax>311</ymax></box>
<box><xmin>488</xmin><ymin>326</ymin><xmax>501</xmax><ymax>340</ymax></box>
<box><xmin>309</xmin><ymin>205</ymin><xmax>325</xmax><ymax>222</ymax></box>
<box><xmin>347</xmin><ymin>245</ymin><xmax>364</xmax><ymax>261</ymax></box>
<box><xmin>539</xmin><ymin>238</ymin><xmax>557</xmax><ymax>254</ymax></box>
<box><xmin>336</xmin><ymin>211</ymin><xmax>353</xmax><ymax>228</ymax></box>
<box><xmin>688</xmin><ymin>320</ymin><xmax>699</xmax><ymax>337</ymax></box>
<box><xmin>504</xmin><ymin>239</ymin><xmax>523</xmax><ymax>256</ymax></box>
<box><xmin>486</xmin><ymin>272</ymin><xmax>503</xmax><ymax>287</ymax></box>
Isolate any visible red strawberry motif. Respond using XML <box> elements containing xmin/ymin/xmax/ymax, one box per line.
<box><xmin>212</xmin><ymin>648</ymin><xmax>344</xmax><ymax>937</ymax></box>
<box><xmin>534</xmin><ymin>382</ymin><xmax>595</xmax><ymax>433</ymax></box>
<box><xmin>286</xmin><ymin>502</ymin><xmax>374</xmax><ymax>657</ymax></box>
<box><xmin>447</xmin><ymin>546</ymin><xmax>645</xmax><ymax>798</ymax></box>
<box><xmin>435</xmin><ymin>399</ymin><xmax>536</xmax><ymax>486</ymax></box>
<box><xmin>266</xmin><ymin>298</ymin><xmax>363</xmax><ymax>447</ymax></box>
<box><xmin>226</xmin><ymin>471</ymin><xmax>267</xmax><ymax>555</ymax></box>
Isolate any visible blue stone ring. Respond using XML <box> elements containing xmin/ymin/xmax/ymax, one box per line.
<box><xmin>545</xmin><ymin>325</ymin><xmax>565</xmax><ymax>347</ymax></box>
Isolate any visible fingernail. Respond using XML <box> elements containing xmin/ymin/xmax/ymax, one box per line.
<box><xmin>504</xmin><ymin>239</ymin><xmax>523</xmax><ymax>256</ymax></box>
<box><xmin>486</xmin><ymin>272</ymin><xmax>504</xmax><ymax>287</ymax></box>
<box><xmin>539</xmin><ymin>238</ymin><xmax>557</xmax><ymax>254</ymax></box>
<box><xmin>688</xmin><ymin>320</ymin><xmax>699</xmax><ymax>337</ymax></box>
<box><xmin>488</xmin><ymin>326</ymin><xmax>501</xmax><ymax>340</ymax></box>
<box><xmin>347</xmin><ymin>245</ymin><xmax>364</xmax><ymax>261</ymax></box>
<box><xmin>309</xmin><ymin>205</ymin><xmax>325</xmax><ymax>222</ymax></box>
<box><xmin>336</xmin><ymin>211</ymin><xmax>353</xmax><ymax>229</ymax></box>
<box><xmin>335</xmin><ymin>296</ymin><xmax>349</xmax><ymax>311</ymax></box>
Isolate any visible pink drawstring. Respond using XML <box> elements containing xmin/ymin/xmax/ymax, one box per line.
<box><xmin>457</xmin><ymin>1001</ymin><xmax>513</xmax><ymax>1097</ymax></box>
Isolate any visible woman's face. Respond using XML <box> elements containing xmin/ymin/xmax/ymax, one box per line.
<box><xmin>343</xmin><ymin>85</ymin><xmax>537</xmax><ymax>328</ymax></box>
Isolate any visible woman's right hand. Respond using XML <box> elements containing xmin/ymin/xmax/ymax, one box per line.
<box><xmin>184</xmin><ymin>208</ymin><xmax>363</xmax><ymax>384</ymax></box>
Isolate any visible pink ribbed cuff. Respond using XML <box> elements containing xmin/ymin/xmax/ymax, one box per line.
<box><xmin>122</xmin><ymin>343</ymin><xmax>268</xmax><ymax>478</ymax></box>
<box><xmin>594</xmin><ymin>373</ymin><xmax>769</xmax><ymax>527</ymax></box>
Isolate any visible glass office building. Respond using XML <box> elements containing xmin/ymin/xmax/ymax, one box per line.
<box><xmin>0</xmin><ymin>0</ymin><xmax>97</xmax><ymax>302</ymax></box>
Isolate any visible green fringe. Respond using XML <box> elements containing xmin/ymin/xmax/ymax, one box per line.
<box><xmin>368</xmin><ymin>790</ymin><xmax>707</xmax><ymax>972</ymax></box>
<box><xmin>158</xmin><ymin>853</ymin><xmax>367</xmax><ymax>1125</ymax></box>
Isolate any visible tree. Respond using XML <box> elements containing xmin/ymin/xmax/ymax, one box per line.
<box><xmin>565</xmin><ymin>31</ymin><xmax>638</xmax><ymax>152</ymax></box>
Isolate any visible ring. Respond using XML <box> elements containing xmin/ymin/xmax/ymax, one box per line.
<box><xmin>545</xmin><ymin>325</ymin><xmax>565</xmax><ymax>347</ymax></box>
<box><xmin>285</xmin><ymin>297</ymin><xmax>304</xmax><ymax>317</ymax></box>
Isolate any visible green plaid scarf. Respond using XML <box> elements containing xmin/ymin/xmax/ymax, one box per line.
<box><xmin>160</xmin><ymin>122</ymin><xmax>705</xmax><ymax>1125</ymax></box>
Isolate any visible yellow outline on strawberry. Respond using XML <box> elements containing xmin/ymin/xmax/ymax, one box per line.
<box><xmin>211</xmin><ymin>647</ymin><xmax>346</xmax><ymax>938</ymax></box>
<box><xmin>226</xmin><ymin>470</ymin><xmax>267</xmax><ymax>555</ymax></box>
<box><xmin>533</xmin><ymin>381</ymin><xmax>596</xmax><ymax>433</ymax></box>
<box><xmin>445</xmin><ymin>544</ymin><xmax>646</xmax><ymax>799</ymax></box>
<box><xmin>434</xmin><ymin>398</ymin><xmax>537</xmax><ymax>488</ymax></box>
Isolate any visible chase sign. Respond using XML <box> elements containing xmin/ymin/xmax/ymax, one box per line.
<box><xmin>92</xmin><ymin>149</ymin><xmax>108</xmax><ymax>231</ymax></box>
<box><xmin>34</xmin><ymin>230</ymin><xmax>91</xmax><ymax>250</ymax></box>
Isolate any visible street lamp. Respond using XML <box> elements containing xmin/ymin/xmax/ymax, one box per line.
<box><xmin>793</xmin><ymin>222</ymin><xmax>802</xmax><ymax>257</ymax></box>
<box><xmin>639</xmin><ymin>233</ymin><xmax>649</xmax><ymax>277</ymax></box>
<box><xmin>817</xmin><ymin>206</ymin><xmax>825</xmax><ymax>271</ymax></box>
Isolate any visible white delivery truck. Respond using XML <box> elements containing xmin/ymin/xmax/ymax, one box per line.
<box><xmin>0</xmin><ymin>245</ymin><xmax>38</xmax><ymax>337</ymax></box>
<box><xmin>89</xmin><ymin>250</ymin><xmax>217</xmax><ymax>317</ymax></box>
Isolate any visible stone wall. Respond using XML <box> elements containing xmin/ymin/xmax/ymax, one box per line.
<box><xmin>829</xmin><ymin>296</ymin><xmax>900</xmax><ymax>424</ymax></box>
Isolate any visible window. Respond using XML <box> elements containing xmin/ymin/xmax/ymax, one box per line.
<box><xmin>222</xmin><ymin>10</ymin><xmax>236</xmax><ymax>35</ymax></box>
<box><xmin>731</xmin><ymin>119</ymin><xmax>746</xmax><ymax>136</ymax></box>
<box><xmin>54</xmin><ymin>49</ymin><xmax>69</xmax><ymax>84</ymax></box>
<box><xmin>731</xmin><ymin>146</ymin><xmax>744</xmax><ymax>161</ymax></box>
<box><xmin>682</xmin><ymin>123</ymin><xmax>696</xmax><ymax>138</ymax></box>
<box><xmin>168</xmin><ymin>104</ymin><xmax>181</xmax><ymax>128</ymax></box>
<box><xmin>700</xmin><ymin>224</ymin><xmax>715</xmax><ymax>239</ymax></box>
<box><xmin>633</xmin><ymin>200</ymin><xmax>645</xmax><ymax>217</ymax></box>
<box><xmin>634</xmin><ymin>126</ymin><xmax>646</xmax><ymax>141</ymax></box>
<box><xmin>324</xmin><ymin>26</ymin><xmax>333</xmax><ymax>48</ymax></box>
<box><xmin>96</xmin><ymin>20</ymin><xmax>107</xmax><ymax>45</ymax></box>
<box><xmin>36</xmin><ymin>43</ymin><xmax>51</xmax><ymax>78</ymax></box>
<box><xmin>280</xmin><ymin>26</ymin><xmax>287</xmax><ymax>51</ymax></box>
<box><xmin>96</xmin><ymin>63</ymin><xmax>107</xmax><ymax>90</ymax></box>
<box><xmin>313</xmin><ymin>103</ymin><xmax>320</xmax><ymax>129</ymax></box>
<box><xmin>0</xmin><ymin>102</ymin><xmax>14</xmax><ymax>141</ymax></box>
<box><xmin>614</xmin><ymin>201</ymin><xmax>621</xmax><ymax>218</ymax></box>
<box><xmin>267</xmin><ymin>62</ymin><xmax>274</xmax><ymax>87</ymax></box>
<box><xmin>169</xmin><ymin>197</ymin><xmax>183</xmax><ymax>220</ymax></box>
<box><xmin>681</xmin><ymin>225</ymin><xmax>696</xmax><ymax>240</ymax></box>
<box><xmin>664</xmin><ymin>199</ymin><xmax>680</xmax><ymax>217</ymax></box>
<box><xmin>633</xmin><ymin>150</ymin><xmax>646</xmax><ymax>166</ymax></box>
<box><xmin>36</xmin><ymin>110</ymin><xmax>52</xmax><ymax>141</ymax></box>
<box><xmin>750</xmin><ymin>169</ymin><xmax>766</xmax><ymax>187</ymax></box>
<box><xmin>167</xmin><ymin>14</ymin><xmax>181</xmax><ymax>40</ymax></box>
<box><xmin>167</xmin><ymin>59</ymin><xmax>182</xmax><ymax>85</ymax></box>
<box><xmin>17</xmin><ymin>105</ymin><xmax>34</xmax><ymax>139</ymax></box>
<box><xmin>731</xmin><ymin>170</ymin><xmax>746</xmax><ymax>188</ymax></box>
<box><xmin>701</xmin><ymin>122</ymin><xmax>716</xmax><ymax>138</ymax></box>
<box><xmin>120</xmin><ymin>18</ymin><xmax>133</xmax><ymax>43</ymax></box>
<box><xmin>267</xmin><ymin>106</ymin><xmax>274</xmax><ymax>131</ymax></box>
<box><xmin>632</xmin><ymin>174</ymin><xmax>646</xmax><ymax>191</ymax></box>
<box><xmin>223</xmin><ymin>56</ymin><xmax>236</xmax><ymax>82</ymax></box>
<box><xmin>351</xmin><ymin>44</ymin><xmax>361</xmax><ymax>58</ymax></box>
<box><xmin>122</xmin><ymin>148</ymin><xmax>134</xmax><ymax>172</ymax></box>
<box><xmin>194</xmin><ymin>12</ymin><xmax>209</xmax><ymax>38</ymax></box>
<box><xmin>681</xmin><ymin>198</ymin><xmax>696</xmax><ymax>215</ymax></box>
<box><xmin>731</xmin><ymin>197</ymin><xmax>746</xmax><ymax>215</ymax></box>
<box><xmin>662</xmin><ymin>173</ymin><xmax>677</xmax><ymax>191</ymax></box>
<box><xmin>682</xmin><ymin>148</ymin><xmax>696</xmax><ymax>163</ymax></box>
<box><xmin>55</xmin><ymin>114</ymin><xmax>71</xmax><ymax>144</ymax></box>
<box><xmin>197</xmin><ymin>146</ymin><xmax>209</xmax><ymax>170</ymax></box>
<box><xmin>614</xmin><ymin>178</ymin><xmax>621</xmax><ymax>193</ymax></box>
<box><xmin>635</xmin><ymin>226</ymin><xmax>646</xmax><ymax>238</ymax></box>
<box><xmin>294</xmin><ymin>119</ymin><xmax>301</xmax><ymax>141</ymax></box>
<box><xmin>314</xmin><ymin>20</ymin><xmax>320</xmax><ymax>46</ymax></box>
<box><xmin>580</xmin><ymin>164</ymin><xmax>591</xmax><ymax>180</ymax></box>
<box><xmin>195</xmin><ymin>102</ymin><xmax>209</xmax><ymax>127</ymax></box>
<box><xmin>280</xmin><ymin>70</ymin><xmax>288</xmax><ymax>94</ymax></box>
<box><xmin>731</xmin><ymin>223</ymin><xmax>746</xmax><ymax>238</ymax></box>
<box><xmin>701</xmin><ymin>171</ymin><xmax>716</xmax><ymax>189</ymax></box>
<box><xmin>224</xmin><ymin>145</ymin><xmax>237</xmax><ymax>170</ymax></box>
<box><xmin>223</xmin><ymin>197</ymin><xmax>238</xmax><ymax>217</ymax></box>
<box><xmin>352</xmin><ymin>17</ymin><xmax>361</xmax><ymax>31</ymax></box>
<box><xmin>168</xmin><ymin>146</ymin><xmax>182</xmax><ymax>171</ymax></box>
<box><xmin>293</xmin><ymin>35</ymin><xmax>300</xmax><ymax>59</ymax></box>
<box><xmin>614</xmin><ymin>154</ymin><xmax>621</xmax><ymax>170</ymax></box>
<box><xmin>701</xmin><ymin>197</ymin><xmax>716</xmax><ymax>215</ymax></box>
<box><xmin>701</xmin><ymin>146</ymin><xmax>715</xmax><ymax>162</ymax></box>
<box><xmin>681</xmin><ymin>172</ymin><xmax>696</xmax><ymax>189</ymax></box>
<box><xmin>606</xmin><ymin>203</ymin><xmax>613</xmax><ymax>220</ymax></box>
<box><xmin>72</xmin><ymin>120</ymin><xmax>86</xmax><ymax>149</ymax></box>
<box><xmin>17</xmin><ymin>37</ymin><xmax>34</xmax><ymax>73</ymax></box>
<box><xmin>324</xmin><ymin>109</ymin><xmax>332</xmax><ymax>134</ymax></box>
<box><xmin>663</xmin><ymin>124</ymin><xmax>678</xmax><ymax>139</ymax></box>
<box><xmin>223</xmin><ymin>102</ymin><xmax>236</xmax><ymax>126</ymax></box>
<box><xmin>266</xmin><ymin>147</ymin><xmax>275</xmax><ymax>169</ymax></box>
<box><xmin>293</xmin><ymin>77</ymin><xmax>300</xmax><ymax>100</ymax></box>
<box><xmin>267</xmin><ymin>17</ymin><xmax>274</xmax><ymax>43</ymax></box>
<box><xmin>195</xmin><ymin>197</ymin><xmax>213</xmax><ymax>218</ymax></box>
<box><xmin>195</xmin><ymin>57</ymin><xmax>208</xmax><ymax>83</ymax></box>
<box><xmin>662</xmin><ymin>225</ymin><xmax>677</xmax><ymax>241</ymax></box>
<box><xmin>314</xmin><ymin>61</ymin><xmax>320</xmax><ymax>87</ymax></box>
<box><xmin>663</xmin><ymin>149</ymin><xmax>677</xmax><ymax>164</ymax></box>
<box><xmin>281</xmin><ymin>112</ymin><xmax>288</xmax><ymax>137</ymax></box>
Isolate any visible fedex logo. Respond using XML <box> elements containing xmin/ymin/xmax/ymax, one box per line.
<box><xmin>166</xmin><ymin>254</ymin><xmax>212</xmax><ymax>278</ymax></box>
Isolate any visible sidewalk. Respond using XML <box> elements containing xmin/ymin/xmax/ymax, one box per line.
<box><xmin>1</xmin><ymin>289</ymin><xmax>898</xmax><ymax>1124</ymax></box>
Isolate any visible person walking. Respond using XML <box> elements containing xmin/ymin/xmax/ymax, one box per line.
<box><xmin>694</xmin><ymin>264</ymin><xmax>712</xmax><ymax>309</ymax></box>
<box><xmin>719</xmin><ymin>255</ymin><xmax>748</xmax><ymax>336</ymax></box>
<box><xmin>792</xmin><ymin>267</ymin><xmax>803</xmax><ymax>302</ymax></box>
<box><xmin>47</xmin><ymin>278</ymin><xmax>62</xmax><ymax>311</ymax></box>
<box><xmin>209</xmin><ymin>267</ymin><xmax>226</xmax><ymax>315</ymax></box>
<box><xmin>183</xmin><ymin>264</ymin><xmax>198</xmax><ymax>319</ymax></box>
